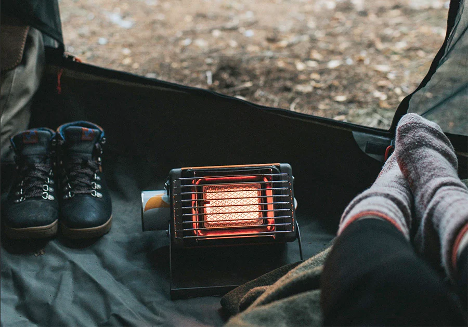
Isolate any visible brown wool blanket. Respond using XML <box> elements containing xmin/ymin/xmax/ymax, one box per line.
<box><xmin>221</xmin><ymin>242</ymin><xmax>333</xmax><ymax>327</ymax></box>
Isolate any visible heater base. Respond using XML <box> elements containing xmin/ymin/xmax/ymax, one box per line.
<box><xmin>169</xmin><ymin>222</ymin><xmax>303</xmax><ymax>300</ymax></box>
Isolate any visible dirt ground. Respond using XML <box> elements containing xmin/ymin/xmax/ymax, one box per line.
<box><xmin>59</xmin><ymin>0</ymin><xmax>448</xmax><ymax>129</ymax></box>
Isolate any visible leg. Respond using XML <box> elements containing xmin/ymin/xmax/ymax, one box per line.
<box><xmin>396</xmin><ymin>113</ymin><xmax>468</xmax><ymax>284</ymax></box>
<box><xmin>321</xmin><ymin>219</ymin><xmax>465</xmax><ymax>326</ymax></box>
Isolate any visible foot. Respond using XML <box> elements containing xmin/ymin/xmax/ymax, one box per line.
<box><xmin>395</xmin><ymin>113</ymin><xmax>468</xmax><ymax>280</ymax></box>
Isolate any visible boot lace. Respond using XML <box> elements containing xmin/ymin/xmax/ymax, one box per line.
<box><xmin>14</xmin><ymin>157</ymin><xmax>55</xmax><ymax>202</ymax></box>
<box><xmin>62</xmin><ymin>157</ymin><xmax>102</xmax><ymax>199</ymax></box>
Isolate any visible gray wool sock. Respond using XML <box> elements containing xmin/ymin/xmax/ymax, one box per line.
<box><xmin>396</xmin><ymin>113</ymin><xmax>468</xmax><ymax>280</ymax></box>
<box><xmin>338</xmin><ymin>153</ymin><xmax>413</xmax><ymax>240</ymax></box>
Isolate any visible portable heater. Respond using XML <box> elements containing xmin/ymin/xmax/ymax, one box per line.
<box><xmin>142</xmin><ymin>163</ymin><xmax>302</xmax><ymax>299</ymax></box>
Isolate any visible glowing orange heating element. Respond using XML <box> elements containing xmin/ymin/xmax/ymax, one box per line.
<box><xmin>203</xmin><ymin>184</ymin><xmax>263</xmax><ymax>228</ymax></box>
<box><xmin>192</xmin><ymin>176</ymin><xmax>275</xmax><ymax>238</ymax></box>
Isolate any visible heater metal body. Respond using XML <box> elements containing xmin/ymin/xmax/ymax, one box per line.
<box><xmin>142</xmin><ymin>163</ymin><xmax>302</xmax><ymax>299</ymax></box>
<box><xmin>168</xmin><ymin>163</ymin><xmax>297</xmax><ymax>248</ymax></box>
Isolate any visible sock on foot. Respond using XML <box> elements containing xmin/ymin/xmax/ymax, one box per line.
<box><xmin>395</xmin><ymin>113</ymin><xmax>468</xmax><ymax>280</ymax></box>
<box><xmin>338</xmin><ymin>153</ymin><xmax>412</xmax><ymax>239</ymax></box>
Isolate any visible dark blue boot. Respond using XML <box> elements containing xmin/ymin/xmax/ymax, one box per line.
<box><xmin>57</xmin><ymin>121</ymin><xmax>112</xmax><ymax>239</ymax></box>
<box><xmin>2</xmin><ymin>128</ymin><xmax>59</xmax><ymax>239</ymax></box>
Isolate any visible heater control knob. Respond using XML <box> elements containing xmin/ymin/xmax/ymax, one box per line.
<box><xmin>141</xmin><ymin>190</ymin><xmax>171</xmax><ymax>231</ymax></box>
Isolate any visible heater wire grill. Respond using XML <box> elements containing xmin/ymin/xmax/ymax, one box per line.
<box><xmin>173</xmin><ymin>170</ymin><xmax>295</xmax><ymax>242</ymax></box>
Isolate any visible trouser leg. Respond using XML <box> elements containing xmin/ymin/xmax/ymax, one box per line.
<box><xmin>1</xmin><ymin>26</ymin><xmax>45</xmax><ymax>162</ymax></box>
<box><xmin>321</xmin><ymin>219</ymin><xmax>465</xmax><ymax>326</ymax></box>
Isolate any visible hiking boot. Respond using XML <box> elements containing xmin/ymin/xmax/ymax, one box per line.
<box><xmin>57</xmin><ymin>121</ymin><xmax>112</xmax><ymax>239</ymax></box>
<box><xmin>2</xmin><ymin>128</ymin><xmax>59</xmax><ymax>239</ymax></box>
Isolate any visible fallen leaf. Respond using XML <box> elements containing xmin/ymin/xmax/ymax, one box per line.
<box><xmin>310</xmin><ymin>73</ymin><xmax>321</xmax><ymax>80</ymax></box>
<box><xmin>310</xmin><ymin>50</ymin><xmax>323</xmax><ymax>61</ymax></box>
<box><xmin>379</xmin><ymin>100</ymin><xmax>392</xmax><ymax>109</ymax></box>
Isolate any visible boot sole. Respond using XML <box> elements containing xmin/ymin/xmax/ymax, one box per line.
<box><xmin>4</xmin><ymin>220</ymin><xmax>59</xmax><ymax>239</ymax></box>
<box><xmin>61</xmin><ymin>216</ymin><xmax>112</xmax><ymax>239</ymax></box>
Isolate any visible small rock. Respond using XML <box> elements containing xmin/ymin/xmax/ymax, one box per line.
<box><xmin>318</xmin><ymin>102</ymin><xmax>330</xmax><ymax>110</ymax></box>
<box><xmin>194</xmin><ymin>39</ymin><xmax>208</xmax><ymax>48</ymax></box>
<box><xmin>334</xmin><ymin>115</ymin><xmax>346</xmax><ymax>121</ymax></box>
<box><xmin>373</xmin><ymin>90</ymin><xmax>387</xmax><ymax>100</ymax></box>
<box><xmin>277</xmin><ymin>60</ymin><xmax>286</xmax><ymax>68</ymax></box>
<box><xmin>327</xmin><ymin>60</ymin><xmax>341</xmax><ymax>69</ymax></box>
<box><xmin>122</xmin><ymin>57</ymin><xmax>132</xmax><ymax>65</ymax></box>
<box><xmin>244</xmin><ymin>30</ymin><xmax>254</xmax><ymax>37</ymax></box>
<box><xmin>374</xmin><ymin>65</ymin><xmax>390</xmax><ymax>72</ymax></box>
<box><xmin>122</xmin><ymin>48</ymin><xmax>131</xmax><ymax>55</ymax></box>
<box><xmin>229</xmin><ymin>40</ymin><xmax>238</xmax><ymax>48</ymax></box>
<box><xmin>295</xmin><ymin>84</ymin><xmax>313</xmax><ymax>93</ymax></box>
<box><xmin>181</xmin><ymin>38</ymin><xmax>192</xmax><ymax>46</ymax></box>
<box><xmin>98</xmin><ymin>37</ymin><xmax>108</xmax><ymax>45</ymax></box>
<box><xmin>306</xmin><ymin>60</ymin><xmax>318</xmax><ymax>68</ymax></box>
<box><xmin>295</xmin><ymin>61</ymin><xmax>306</xmax><ymax>71</ymax></box>
<box><xmin>334</xmin><ymin>95</ymin><xmax>347</xmax><ymax>102</ymax></box>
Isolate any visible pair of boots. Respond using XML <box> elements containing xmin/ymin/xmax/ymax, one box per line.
<box><xmin>2</xmin><ymin>121</ymin><xmax>112</xmax><ymax>239</ymax></box>
<box><xmin>339</xmin><ymin>113</ymin><xmax>468</xmax><ymax>282</ymax></box>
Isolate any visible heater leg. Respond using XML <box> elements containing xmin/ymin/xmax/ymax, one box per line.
<box><xmin>168</xmin><ymin>222</ymin><xmax>175</xmax><ymax>298</ymax></box>
<box><xmin>296</xmin><ymin>220</ymin><xmax>304</xmax><ymax>261</ymax></box>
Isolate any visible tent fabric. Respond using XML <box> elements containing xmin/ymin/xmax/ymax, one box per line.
<box><xmin>394</xmin><ymin>0</ymin><xmax>468</xmax><ymax>137</ymax></box>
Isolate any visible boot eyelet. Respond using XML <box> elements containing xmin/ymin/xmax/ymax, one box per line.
<box><xmin>15</xmin><ymin>196</ymin><xmax>25</xmax><ymax>203</ymax></box>
<box><xmin>91</xmin><ymin>182</ymin><xmax>102</xmax><ymax>190</ymax></box>
<box><xmin>43</xmin><ymin>185</ymin><xmax>49</xmax><ymax>191</ymax></box>
<box><xmin>42</xmin><ymin>192</ymin><xmax>49</xmax><ymax>199</ymax></box>
<box><xmin>91</xmin><ymin>190</ymin><xmax>102</xmax><ymax>198</ymax></box>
